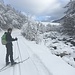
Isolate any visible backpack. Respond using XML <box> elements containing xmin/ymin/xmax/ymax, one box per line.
<box><xmin>1</xmin><ymin>32</ymin><xmax>7</xmax><ymax>45</ymax></box>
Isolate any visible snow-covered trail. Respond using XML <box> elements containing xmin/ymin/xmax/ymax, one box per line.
<box><xmin>17</xmin><ymin>36</ymin><xmax>52</xmax><ymax>75</ymax></box>
<box><xmin>13</xmin><ymin>31</ymin><xmax>53</xmax><ymax>75</ymax></box>
<box><xmin>0</xmin><ymin>29</ymin><xmax>75</xmax><ymax>75</ymax></box>
<box><xmin>22</xmin><ymin>38</ymin><xmax>75</xmax><ymax>75</ymax></box>
<box><xmin>0</xmin><ymin>30</ymin><xmax>52</xmax><ymax>75</ymax></box>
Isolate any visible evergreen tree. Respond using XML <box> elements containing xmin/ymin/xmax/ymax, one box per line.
<box><xmin>62</xmin><ymin>0</ymin><xmax>75</xmax><ymax>35</ymax></box>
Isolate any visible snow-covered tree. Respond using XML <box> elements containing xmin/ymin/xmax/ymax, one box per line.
<box><xmin>21</xmin><ymin>21</ymin><xmax>46</xmax><ymax>42</ymax></box>
<box><xmin>62</xmin><ymin>15</ymin><xmax>75</xmax><ymax>35</ymax></box>
<box><xmin>21</xmin><ymin>21</ymin><xmax>37</xmax><ymax>41</ymax></box>
<box><xmin>0</xmin><ymin>1</ymin><xmax>27</xmax><ymax>29</ymax></box>
<box><xmin>62</xmin><ymin>0</ymin><xmax>75</xmax><ymax>35</ymax></box>
<box><xmin>64</xmin><ymin>0</ymin><xmax>75</xmax><ymax>15</ymax></box>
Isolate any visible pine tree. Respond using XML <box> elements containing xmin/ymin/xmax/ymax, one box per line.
<box><xmin>64</xmin><ymin>0</ymin><xmax>75</xmax><ymax>14</ymax></box>
<box><xmin>62</xmin><ymin>0</ymin><xmax>75</xmax><ymax>35</ymax></box>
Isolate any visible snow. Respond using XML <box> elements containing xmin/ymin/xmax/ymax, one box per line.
<box><xmin>0</xmin><ymin>1</ymin><xmax>27</xmax><ymax>29</ymax></box>
<box><xmin>0</xmin><ymin>29</ymin><xmax>75</xmax><ymax>75</ymax></box>
<box><xmin>41</xmin><ymin>22</ymin><xmax>60</xmax><ymax>26</ymax></box>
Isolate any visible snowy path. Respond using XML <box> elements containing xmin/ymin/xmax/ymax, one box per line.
<box><xmin>0</xmin><ymin>30</ymin><xmax>52</xmax><ymax>75</ymax></box>
<box><xmin>15</xmin><ymin>35</ymin><xmax>53</xmax><ymax>75</ymax></box>
<box><xmin>22</xmin><ymin>38</ymin><xmax>75</xmax><ymax>75</ymax></box>
<box><xmin>0</xmin><ymin>30</ymin><xmax>75</xmax><ymax>75</ymax></box>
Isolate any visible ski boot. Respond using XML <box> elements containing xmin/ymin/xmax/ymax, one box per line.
<box><xmin>6</xmin><ymin>62</ymin><xmax>10</xmax><ymax>66</ymax></box>
<box><xmin>11</xmin><ymin>62</ymin><xmax>17</xmax><ymax>66</ymax></box>
<box><xmin>74</xmin><ymin>58</ymin><xmax>75</xmax><ymax>61</ymax></box>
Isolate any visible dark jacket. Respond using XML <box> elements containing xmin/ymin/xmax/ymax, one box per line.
<box><xmin>6</xmin><ymin>32</ymin><xmax>16</xmax><ymax>48</ymax></box>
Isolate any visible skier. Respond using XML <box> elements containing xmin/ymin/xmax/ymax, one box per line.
<box><xmin>5</xmin><ymin>28</ymin><xmax>18</xmax><ymax>66</ymax></box>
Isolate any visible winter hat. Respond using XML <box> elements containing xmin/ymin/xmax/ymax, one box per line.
<box><xmin>8</xmin><ymin>28</ymin><xmax>12</xmax><ymax>31</ymax></box>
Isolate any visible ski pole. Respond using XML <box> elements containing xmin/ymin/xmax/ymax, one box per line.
<box><xmin>17</xmin><ymin>41</ymin><xmax>22</xmax><ymax>61</ymax></box>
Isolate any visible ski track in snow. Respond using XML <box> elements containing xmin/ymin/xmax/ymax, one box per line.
<box><xmin>18</xmin><ymin>35</ymin><xmax>53</xmax><ymax>75</ymax></box>
<box><xmin>32</xmin><ymin>54</ymin><xmax>53</xmax><ymax>75</ymax></box>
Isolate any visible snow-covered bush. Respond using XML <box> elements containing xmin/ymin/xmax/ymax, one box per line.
<box><xmin>21</xmin><ymin>22</ymin><xmax>37</xmax><ymax>41</ymax></box>
<box><xmin>21</xmin><ymin>21</ymin><xmax>46</xmax><ymax>41</ymax></box>
<box><xmin>38</xmin><ymin>23</ymin><xmax>46</xmax><ymax>33</ymax></box>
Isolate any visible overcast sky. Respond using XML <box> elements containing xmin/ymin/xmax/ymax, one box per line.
<box><xmin>4</xmin><ymin>0</ymin><xmax>70</xmax><ymax>21</ymax></box>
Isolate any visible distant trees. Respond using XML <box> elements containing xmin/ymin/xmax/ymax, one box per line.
<box><xmin>46</xmin><ymin>24</ymin><xmax>60</xmax><ymax>32</ymax></box>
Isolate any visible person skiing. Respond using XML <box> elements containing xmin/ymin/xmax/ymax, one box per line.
<box><xmin>5</xmin><ymin>28</ymin><xmax>18</xmax><ymax>66</ymax></box>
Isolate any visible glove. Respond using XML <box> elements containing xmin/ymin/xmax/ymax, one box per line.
<box><xmin>15</xmin><ymin>37</ymin><xmax>18</xmax><ymax>41</ymax></box>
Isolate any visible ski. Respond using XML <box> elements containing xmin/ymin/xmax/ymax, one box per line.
<box><xmin>0</xmin><ymin>57</ymin><xmax>29</xmax><ymax>72</ymax></box>
<box><xmin>0</xmin><ymin>57</ymin><xmax>19</xmax><ymax>72</ymax></box>
<box><xmin>12</xmin><ymin>57</ymin><xmax>30</xmax><ymax>66</ymax></box>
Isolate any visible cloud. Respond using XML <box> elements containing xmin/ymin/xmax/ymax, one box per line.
<box><xmin>4</xmin><ymin>0</ymin><xmax>69</xmax><ymax>20</ymax></box>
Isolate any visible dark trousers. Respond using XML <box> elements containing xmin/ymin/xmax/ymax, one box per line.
<box><xmin>6</xmin><ymin>46</ymin><xmax>14</xmax><ymax>63</ymax></box>
<box><xmin>74</xmin><ymin>58</ymin><xmax>75</xmax><ymax>61</ymax></box>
